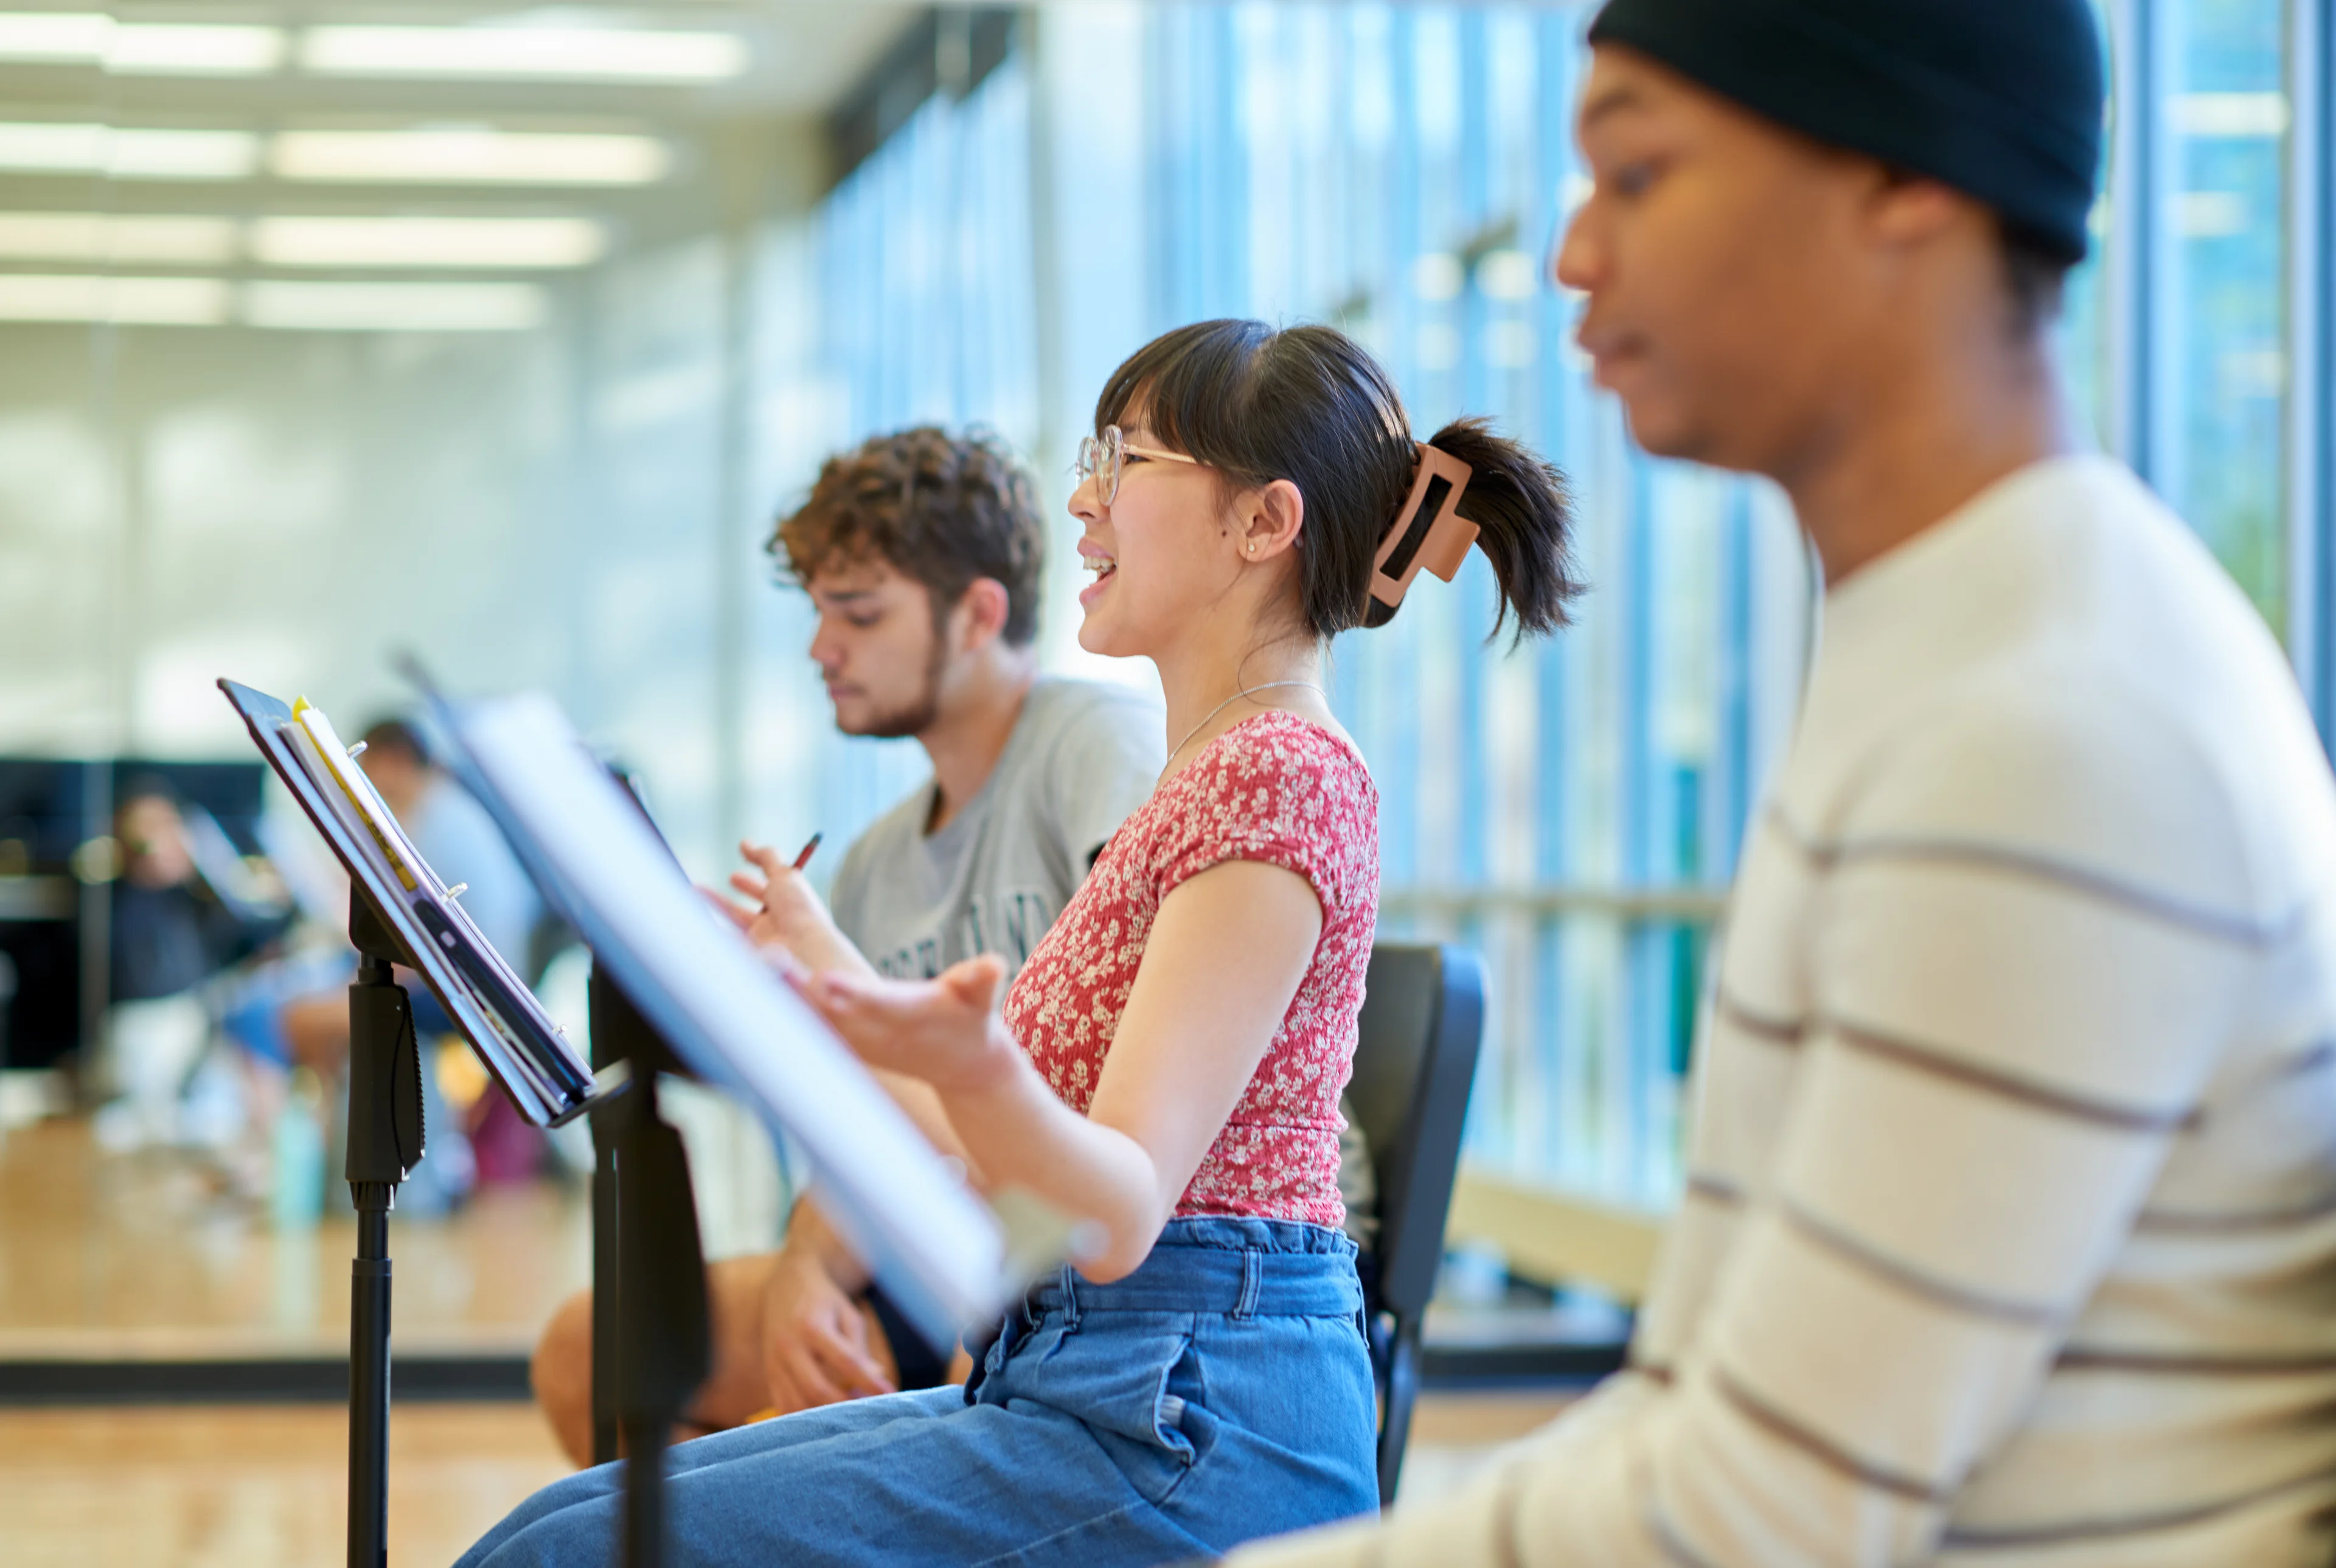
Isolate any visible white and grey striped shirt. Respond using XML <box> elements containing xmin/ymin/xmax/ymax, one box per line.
<box><xmin>1239</xmin><ymin>455</ymin><xmax>2336</xmax><ymax>1567</ymax></box>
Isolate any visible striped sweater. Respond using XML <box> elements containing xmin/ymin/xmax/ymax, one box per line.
<box><xmin>1239</xmin><ymin>455</ymin><xmax>2336</xmax><ymax>1567</ymax></box>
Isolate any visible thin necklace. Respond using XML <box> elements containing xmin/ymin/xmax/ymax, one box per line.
<box><xmin>1167</xmin><ymin>679</ymin><xmax>1325</xmax><ymax>761</ymax></box>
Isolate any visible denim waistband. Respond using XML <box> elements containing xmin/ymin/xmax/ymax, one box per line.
<box><xmin>1022</xmin><ymin>1216</ymin><xmax>1362</xmax><ymax>1321</ymax></box>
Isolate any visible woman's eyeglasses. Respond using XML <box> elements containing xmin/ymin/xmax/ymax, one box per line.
<box><xmin>1074</xmin><ymin>425</ymin><xmax>1199</xmax><ymax>507</ymax></box>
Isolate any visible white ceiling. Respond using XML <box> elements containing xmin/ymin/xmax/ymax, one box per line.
<box><xmin>1</xmin><ymin>4</ymin><xmax>927</xmax><ymax>117</ymax></box>
<box><xmin>0</xmin><ymin>2</ymin><xmax>931</xmax><ymax>248</ymax></box>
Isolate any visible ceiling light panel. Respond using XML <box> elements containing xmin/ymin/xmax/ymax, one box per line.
<box><xmin>240</xmin><ymin>279</ymin><xmax>547</xmax><ymax>331</ymax></box>
<box><xmin>114</xmin><ymin>127</ymin><xmax>264</xmax><ymax>178</ymax></box>
<box><xmin>0</xmin><ymin>12</ymin><xmax>106</xmax><ymax>64</ymax></box>
<box><xmin>0</xmin><ymin>120</ymin><xmax>109</xmax><ymax>172</ymax></box>
<box><xmin>0</xmin><ymin>123</ymin><xmax>262</xmax><ymax>179</ymax></box>
<box><xmin>301</xmin><ymin>25</ymin><xmax>746</xmax><ymax>83</ymax></box>
<box><xmin>0</xmin><ymin>212</ymin><xmax>238</xmax><ymax>263</ymax></box>
<box><xmin>248</xmin><ymin>215</ymin><xmax>604</xmax><ymax>269</ymax></box>
<box><xmin>0</xmin><ymin>272</ymin><xmax>230</xmax><ymax>325</ymax></box>
<box><xmin>0</xmin><ymin>15</ymin><xmax>287</xmax><ymax>75</ymax></box>
<box><xmin>107</xmin><ymin>24</ymin><xmax>285</xmax><ymax>76</ymax></box>
<box><xmin>269</xmin><ymin>129</ymin><xmax>669</xmax><ymax>186</ymax></box>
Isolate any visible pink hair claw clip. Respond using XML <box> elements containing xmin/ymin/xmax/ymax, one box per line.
<box><xmin>1365</xmin><ymin>443</ymin><xmax>1478</xmax><ymax>627</ymax></box>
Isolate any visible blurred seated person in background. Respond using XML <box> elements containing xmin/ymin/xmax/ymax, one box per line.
<box><xmin>96</xmin><ymin>778</ymin><xmax>288</xmax><ymax>1151</ymax></box>
<box><xmin>1236</xmin><ymin>2</ymin><xmax>2336</xmax><ymax>1565</ymax></box>
<box><xmin>362</xmin><ymin>716</ymin><xmax>555</xmax><ymax>1187</ymax></box>
<box><xmin>357</xmin><ymin>718</ymin><xmax>543</xmax><ymax>968</ymax></box>
<box><xmin>274</xmin><ymin>716</ymin><xmax>552</xmax><ymax>1209</ymax></box>
<box><xmin>532</xmin><ymin>425</ymin><xmax>1166</xmax><ymax>1465</ymax></box>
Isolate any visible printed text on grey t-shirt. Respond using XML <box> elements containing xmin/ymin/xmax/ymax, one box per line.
<box><xmin>827</xmin><ymin>678</ymin><xmax>1164</xmax><ymax>983</ymax></box>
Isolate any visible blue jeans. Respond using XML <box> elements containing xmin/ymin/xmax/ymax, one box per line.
<box><xmin>458</xmin><ymin>1217</ymin><xmax>1377</xmax><ymax>1567</ymax></box>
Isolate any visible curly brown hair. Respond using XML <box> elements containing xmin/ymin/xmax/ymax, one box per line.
<box><xmin>769</xmin><ymin>426</ymin><xmax>1047</xmax><ymax>647</ymax></box>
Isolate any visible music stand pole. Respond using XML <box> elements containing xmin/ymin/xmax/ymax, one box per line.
<box><xmin>346</xmin><ymin>892</ymin><xmax>425</xmax><ymax>1568</ymax></box>
<box><xmin>586</xmin><ymin>963</ymin><xmax>710</xmax><ymax>1568</ymax></box>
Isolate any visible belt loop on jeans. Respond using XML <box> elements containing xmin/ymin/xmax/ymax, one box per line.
<box><xmin>1057</xmin><ymin>1263</ymin><xmax>1082</xmax><ymax>1330</ymax></box>
<box><xmin>1234</xmin><ymin>1248</ymin><xmax>1262</xmax><ymax>1320</ymax></box>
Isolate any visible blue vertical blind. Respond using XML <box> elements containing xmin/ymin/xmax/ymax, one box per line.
<box><xmin>794</xmin><ymin>0</ymin><xmax>2315</xmax><ymax>1212</ymax></box>
<box><xmin>1128</xmin><ymin>5</ymin><xmax>1759</xmax><ymax>1204</ymax></box>
<box><xmin>2159</xmin><ymin>0</ymin><xmax>2290</xmax><ymax>633</ymax></box>
<box><xmin>810</xmin><ymin>5</ymin><xmax>1761</xmax><ymax>1208</ymax></box>
<box><xmin>805</xmin><ymin>53</ymin><xmax>1045</xmax><ymax>855</ymax></box>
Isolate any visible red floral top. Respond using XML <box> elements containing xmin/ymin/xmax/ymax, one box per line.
<box><xmin>1002</xmin><ymin>710</ymin><xmax>1380</xmax><ymax>1227</ymax></box>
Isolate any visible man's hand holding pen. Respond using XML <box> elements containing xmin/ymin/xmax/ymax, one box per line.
<box><xmin>715</xmin><ymin>833</ymin><xmax>869</xmax><ymax>980</ymax></box>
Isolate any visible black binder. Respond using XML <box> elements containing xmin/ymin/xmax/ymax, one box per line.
<box><xmin>218</xmin><ymin>678</ymin><xmax>615</xmax><ymax>1125</ymax></box>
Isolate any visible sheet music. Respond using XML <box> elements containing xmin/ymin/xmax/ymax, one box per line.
<box><xmin>442</xmin><ymin>691</ymin><xmax>1013</xmax><ymax>1342</ymax></box>
<box><xmin>290</xmin><ymin>702</ymin><xmax>586</xmax><ymax>1117</ymax></box>
<box><xmin>217</xmin><ymin>679</ymin><xmax>599</xmax><ymax>1128</ymax></box>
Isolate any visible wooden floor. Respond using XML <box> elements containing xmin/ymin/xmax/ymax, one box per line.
<box><xmin>0</xmin><ymin>1391</ymin><xmax>1570</xmax><ymax>1567</ymax></box>
<box><xmin>0</xmin><ymin>1402</ymin><xmax>569</xmax><ymax>1568</ymax></box>
<box><xmin>0</xmin><ymin>1114</ymin><xmax>1577</xmax><ymax>1563</ymax></box>
<box><xmin>0</xmin><ymin>1117</ymin><xmax>589</xmax><ymax>1359</ymax></box>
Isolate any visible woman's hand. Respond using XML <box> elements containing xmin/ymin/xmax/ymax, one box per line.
<box><xmin>799</xmin><ymin>957</ymin><xmax>1021</xmax><ymax>1093</ymax></box>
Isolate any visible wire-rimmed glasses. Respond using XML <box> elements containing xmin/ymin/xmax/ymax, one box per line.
<box><xmin>1074</xmin><ymin>425</ymin><xmax>1200</xmax><ymax>506</ymax></box>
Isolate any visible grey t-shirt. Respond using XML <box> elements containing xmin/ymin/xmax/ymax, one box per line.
<box><xmin>829</xmin><ymin>676</ymin><xmax>1164</xmax><ymax>982</ymax></box>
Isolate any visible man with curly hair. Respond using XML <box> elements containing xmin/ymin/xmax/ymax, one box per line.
<box><xmin>531</xmin><ymin>426</ymin><xmax>1163</xmax><ymax>1463</ymax></box>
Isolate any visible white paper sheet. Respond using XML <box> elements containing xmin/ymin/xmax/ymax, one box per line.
<box><xmin>444</xmin><ymin>692</ymin><xmax>1012</xmax><ymax>1341</ymax></box>
<box><xmin>284</xmin><ymin>701</ymin><xmax>586</xmax><ymax>1120</ymax></box>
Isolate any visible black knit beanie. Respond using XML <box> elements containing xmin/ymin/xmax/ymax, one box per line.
<box><xmin>1586</xmin><ymin>0</ymin><xmax>2105</xmax><ymax>262</ymax></box>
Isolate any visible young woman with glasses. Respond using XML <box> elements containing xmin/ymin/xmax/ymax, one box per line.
<box><xmin>458</xmin><ymin>319</ymin><xmax>1583</xmax><ymax>1568</ymax></box>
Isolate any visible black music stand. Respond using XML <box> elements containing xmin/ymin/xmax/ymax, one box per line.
<box><xmin>220</xmin><ymin>680</ymin><xmax>624</xmax><ymax>1568</ymax></box>
<box><xmin>585</xmin><ymin>968</ymin><xmax>710</xmax><ymax>1568</ymax></box>
<box><xmin>414</xmin><ymin>673</ymin><xmax>1075</xmax><ymax>1568</ymax></box>
<box><xmin>343</xmin><ymin>890</ymin><xmax>424</xmax><ymax>1568</ymax></box>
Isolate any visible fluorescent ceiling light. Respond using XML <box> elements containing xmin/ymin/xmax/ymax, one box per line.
<box><xmin>0</xmin><ymin>13</ymin><xmax>106</xmax><ymax>63</ymax></box>
<box><xmin>0</xmin><ymin>212</ymin><xmax>237</xmax><ymax>263</ymax></box>
<box><xmin>240</xmin><ymin>279</ymin><xmax>547</xmax><ymax>331</ymax></box>
<box><xmin>107</xmin><ymin>24</ymin><xmax>285</xmax><ymax>76</ymax></box>
<box><xmin>0</xmin><ymin>122</ymin><xmax>650</xmax><ymax>187</ymax></box>
<box><xmin>2172</xmin><ymin>92</ymin><xmax>2290</xmax><ymax>139</ymax></box>
<box><xmin>0</xmin><ymin>272</ymin><xmax>229</xmax><ymax>325</ymax></box>
<box><xmin>114</xmin><ymin>128</ymin><xmax>262</xmax><ymax>179</ymax></box>
<box><xmin>1411</xmin><ymin>253</ymin><xmax>1463</xmax><ymax>302</ymax></box>
<box><xmin>0</xmin><ymin>123</ymin><xmax>262</xmax><ymax>180</ymax></box>
<box><xmin>248</xmin><ymin>215</ymin><xmax>604</xmax><ymax>268</ymax></box>
<box><xmin>0</xmin><ymin>14</ymin><xmax>285</xmax><ymax>75</ymax></box>
<box><xmin>2173</xmin><ymin>190</ymin><xmax>2248</xmax><ymax>239</ymax></box>
<box><xmin>302</xmin><ymin>25</ymin><xmax>746</xmax><ymax>83</ymax></box>
<box><xmin>0</xmin><ymin>122</ymin><xmax>111</xmax><ymax>172</ymax></box>
<box><xmin>270</xmin><ymin>129</ymin><xmax>668</xmax><ymax>186</ymax></box>
<box><xmin>1476</xmin><ymin>249</ymin><xmax>1541</xmax><ymax>301</ymax></box>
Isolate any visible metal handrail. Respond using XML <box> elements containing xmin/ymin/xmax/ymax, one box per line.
<box><xmin>1378</xmin><ymin>884</ymin><xmax>1730</xmax><ymax>924</ymax></box>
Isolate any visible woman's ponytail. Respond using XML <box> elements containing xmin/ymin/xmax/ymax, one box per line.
<box><xmin>1427</xmin><ymin>416</ymin><xmax>1584</xmax><ymax>642</ymax></box>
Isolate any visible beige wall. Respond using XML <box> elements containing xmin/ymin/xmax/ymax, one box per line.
<box><xmin>0</xmin><ymin>123</ymin><xmax>864</xmax><ymax>879</ymax></box>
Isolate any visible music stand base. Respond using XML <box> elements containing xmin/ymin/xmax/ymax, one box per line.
<box><xmin>346</xmin><ymin>897</ymin><xmax>426</xmax><ymax>1568</ymax></box>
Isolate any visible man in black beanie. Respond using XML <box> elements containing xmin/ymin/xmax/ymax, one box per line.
<box><xmin>1234</xmin><ymin>2</ymin><xmax>2336</xmax><ymax>1564</ymax></box>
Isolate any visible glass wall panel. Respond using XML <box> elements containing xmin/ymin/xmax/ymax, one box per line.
<box><xmin>2161</xmin><ymin>0</ymin><xmax>2291</xmax><ymax>631</ymax></box>
<box><xmin>798</xmin><ymin>4</ymin><xmax>1807</xmax><ymax>1209</ymax></box>
<box><xmin>773</xmin><ymin>0</ymin><xmax>2321</xmax><ymax>1213</ymax></box>
<box><xmin>799</xmin><ymin>54</ymin><xmax>1046</xmax><ymax>858</ymax></box>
